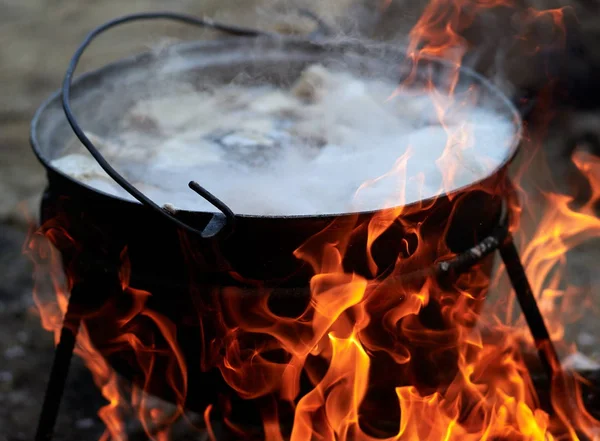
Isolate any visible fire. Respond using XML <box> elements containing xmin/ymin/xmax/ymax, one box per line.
<box><xmin>407</xmin><ymin>0</ymin><xmax>513</xmax><ymax>65</ymax></box>
<box><xmin>25</xmin><ymin>2</ymin><xmax>600</xmax><ymax>441</ymax></box>
<box><xmin>512</xmin><ymin>157</ymin><xmax>600</xmax><ymax>342</ymax></box>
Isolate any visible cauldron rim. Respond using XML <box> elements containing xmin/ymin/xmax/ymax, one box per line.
<box><xmin>30</xmin><ymin>36</ymin><xmax>523</xmax><ymax>221</ymax></box>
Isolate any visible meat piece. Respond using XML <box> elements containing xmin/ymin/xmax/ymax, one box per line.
<box><xmin>291</xmin><ymin>64</ymin><xmax>332</xmax><ymax>103</ymax></box>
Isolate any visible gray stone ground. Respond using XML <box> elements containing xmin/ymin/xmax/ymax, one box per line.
<box><xmin>1</xmin><ymin>0</ymin><xmax>600</xmax><ymax>440</ymax></box>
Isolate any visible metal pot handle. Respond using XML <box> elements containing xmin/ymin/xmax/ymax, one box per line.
<box><xmin>62</xmin><ymin>11</ymin><xmax>330</xmax><ymax>239</ymax></box>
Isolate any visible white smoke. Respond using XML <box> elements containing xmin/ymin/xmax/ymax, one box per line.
<box><xmin>51</xmin><ymin>58</ymin><xmax>517</xmax><ymax>216</ymax></box>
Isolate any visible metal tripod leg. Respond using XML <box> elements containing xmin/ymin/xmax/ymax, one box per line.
<box><xmin>34</xmin><ymin>283</ymin><xmax>84</xmax><ymax>441</ymax></box>
<box><xmin>499</xmin><ymin>234</ymin><xmax>561</xmax><ymax>380</ymax></box>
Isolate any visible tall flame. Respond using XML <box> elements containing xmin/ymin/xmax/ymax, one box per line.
<box><xmin>25</xmin><ymin>2</ymin><xmax>600</xmax><ymax>441</ymax></box>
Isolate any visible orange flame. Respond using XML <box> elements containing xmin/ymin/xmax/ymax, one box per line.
<box><xmin>407</xmin><ymin>0</ymin><xmax>513</xmax><ymax>65</ymax></box>
<box><xmin>25</xmin><ymin>2</ymin><xmax>600</xmax><ymax>441</ymax></box>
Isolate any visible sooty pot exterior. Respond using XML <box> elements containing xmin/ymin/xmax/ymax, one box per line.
<box><xmin>38</xmin><ymin>173</ymin><xmax>505</xmax><ymax>432</ymax></box>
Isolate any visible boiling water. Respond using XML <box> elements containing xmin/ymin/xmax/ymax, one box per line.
<box><xmin>51</xmin><ymin>64</ymin><xmax>516</xmax><ymax>216</ymax></box>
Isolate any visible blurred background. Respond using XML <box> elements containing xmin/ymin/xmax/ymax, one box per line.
<box><xmin>1</xmin><ymin>0</ymin><xmax>600</xmax><ymax>440</ymax></box>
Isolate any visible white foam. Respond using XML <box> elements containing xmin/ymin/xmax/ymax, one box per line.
<box><xmin>52</xmin><ymin>65</ymin><xmax>516</xmax><ymax>216</ymax></box>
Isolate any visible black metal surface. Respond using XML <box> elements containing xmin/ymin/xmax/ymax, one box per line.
<box><xmin>499</xmin><ymin>236</ymin><xmax>561</xmax><ymax>381</ymax></box>
<box><xmin>34</xmin><ymin>291</ymin><xmax>81</xmax><ymax>441</ymax></box>
<box><xmin>34</xmin><ymin>251</ymin><xmax>124</xmax><ymax>441</ymax></box>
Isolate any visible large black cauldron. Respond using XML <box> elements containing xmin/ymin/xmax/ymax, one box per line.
<box><xmin>31</xmin><ymin>18</ymin><xmax>522</xmax><ymax>438</ymax></box>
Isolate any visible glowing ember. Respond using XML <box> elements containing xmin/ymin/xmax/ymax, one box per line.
<box><xmin>25</xmin><ymin>2</ymin><xmax>600</xmax><ymax>441</ymax></box>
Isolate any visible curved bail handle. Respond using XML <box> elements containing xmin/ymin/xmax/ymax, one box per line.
<box><xmin>62</xmin><ymin>11</ymin><xmax>331</xmax><ymax>239</ymax></box>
